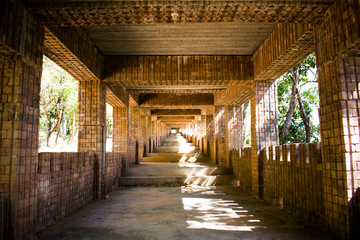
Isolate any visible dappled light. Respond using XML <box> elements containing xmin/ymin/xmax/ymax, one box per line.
<box><xmin>181</xmin><ymin>187</ymin><xmax>262</xmax><ymax>232</ymax></box>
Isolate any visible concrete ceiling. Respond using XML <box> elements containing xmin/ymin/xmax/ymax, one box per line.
<box><xmin>82</xmin><ymin>23</ymin><xmax>277</xmax><ymax>55</ymax></box>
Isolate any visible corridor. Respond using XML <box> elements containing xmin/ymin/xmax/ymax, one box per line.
<box><xmin>39</xmin><ymin>186</ymin><xmax>335</xmax><ymax>240</ymax></box>
<box><xmin>39</xmin><ymin>134</ymin><xmax>334</xmax><ymax>240</ymax></box>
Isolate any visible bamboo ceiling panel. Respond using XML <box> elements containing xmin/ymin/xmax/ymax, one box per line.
<box><xmin>104</xmin><ymin>56</ymin><xmax>253</xmax><ymax>87</ymax></box>
<box><xmin>25</xmin><ymin>1</ymin><xmax>334</xmax><ymax>26</ymax></box>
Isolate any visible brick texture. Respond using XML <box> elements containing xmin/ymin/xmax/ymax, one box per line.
<box><xmin>254</xmin><ymin>23</ymin><xmax>314</xmax><ymax>81</ymax></box>
<box><xmin>231</xmin><ymin>148</ymin><xmax>252</xmax><ymax>191</ymax></box>
<box><xmin>37</xmin><ymin>152</ymin><xmax>121</xmax><ymax>232</ymax></box>
<box><xmin>0</xmin><ymin>1</ymin><xmax>44</xmax><ymax>237</ymax></box>
<box><xmin>315</xmin><ymin>0</ymin><xmax>360</xmax><ymax>238</ymax></box>
<box><xmin>231</xmin><ymin>143</ymin><xmax>324</xmax><ymax>225</ymax></box>
<box><xmin>113</xmin><ymin>106</ymin><xmax>129</xmax><ymax>168</ymax></box>
<box><xmin>37</xmin><ymin>152</ymin><xmax>96</xmax><ymax>231</ymax></box>
<box><xmin>78</xmin><ymin>81</ymin><xmax>106</xmax><ymax>153</ymax></box>
<box><xmin>44</xmin><ymin>27</ymin><xmax>103</xmax><ymax>82</ymax></box>
<box><xmin>104</xmin><ymin>56</ymin><xmax>253</xmax><ymax>87</ymax></box>
<box><xmin>251</xmin><ymin>80</ymin><xmax>279</xmax><ymax>198</ymax></box>
<box><xmin>26</xmin><ymin>1</ymin><xmax>332</xmax><ymax>26</ymax></box>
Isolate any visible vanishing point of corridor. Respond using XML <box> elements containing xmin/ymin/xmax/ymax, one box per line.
<box><xmin>39</xmin><ymin>134</ymin><xmax>334</xmax><ymax>240</ymax></box>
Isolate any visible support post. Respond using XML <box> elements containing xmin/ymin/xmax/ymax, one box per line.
<box><xmin>250</xmin><ymin>80</ymin><xmax>279</xmax><ymax>199</ymax></box>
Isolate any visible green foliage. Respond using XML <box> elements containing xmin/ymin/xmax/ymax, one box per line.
<box><xmin>39</xmin><ymin>56</ymin><xmax>78</xmax><ymax>147</ymax></box>
<box><xmin>106</xmin><ymin>104</ymin><xmax>113</xmax><ymax>138</ymax></box>
<box><xmin>278</xmin><ymin>54</ymin><xmax>320</xmax><ymax>144</ymax></box>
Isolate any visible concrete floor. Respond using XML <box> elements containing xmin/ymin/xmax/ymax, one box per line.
<box><xmin>39</xmin><ymin>186</ymin><xmax>335</xmax><ymax>240</ymax></box>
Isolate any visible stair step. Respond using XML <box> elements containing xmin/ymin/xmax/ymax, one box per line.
<box><xmin>119</xmin><ymin>175</ymin><xmax>234</xmax><ymax>186</ymax></box>
<box><xmin>119</xmin><ymin>176</ymin><xmax>186</xmax><ymax>186</ymax></box>
<box><xmin>125</xmin><ymin>163</ymin><xmax>233</xmax><ymax>176</ymax></box>
<box><xmin>119</xmin><ymin>133</ymin><xmax>235</xmax><ymax>187</ymax></box>
<box><xmin>146</xmin><ymin>152</ymin><xmax>200</xmax><ymax>157</ymax></box>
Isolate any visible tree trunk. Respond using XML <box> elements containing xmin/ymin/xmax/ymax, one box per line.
<box><xmin>55</xmin><ymin>110</ymin><xmax>64</xmax><ymax>144</ymax></box>
<box><xmin>47</xmin><ymin>109</ymin><xmax>62</xmax><ymax>146</ymax></box>
<box><xmin>294</xmin><ymin>84</ymin><xmax>311</xmax><ymax>143</ymax></box>
<box><xmin>68</xmin><ymin>113</ymin><xmax>76</xmax><ymax>145</ymax></box>
<box><xmin>282</xmin><ymin>67</ymin><xmax>298</xmax><ymax>143</ymax></box>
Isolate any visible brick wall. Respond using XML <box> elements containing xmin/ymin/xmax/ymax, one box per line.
<box><xmin>216</xmin><ymin>138</ymin><xmax>227</xmax><ymax>166</ymax></box>
<box><xmin>78</xmin><ymin>81</ymin><xmax>106</xmax><ymax>152</ymax></box>
<box><xmin>251</xmin><ymin>80</ymin><xmax>279</xmax><ymax>198</ymax></box>
<box><xmin>104</xmin><ymin>56</ymin><xmax>253</xmax><ymax>87</ymax></box>
<box><xmin>37</xmin><ymin>152</ymin><xmax>96</xmax><ymax>231</ymax></box>
<box><xmin>231</xmin><ymin>143</ymin><xmax>324</xmax><ymax>226</ymax></box>
<box><xmin>231</xmin><ymin>148</ymin><xmax>252</xmax><ymax>191</ymax></box>
<box><xmin>113</xmin><ymin>106</ymin><xmax>128</xmax><ymax>168</ymax></box>
<box><xmin>0</xmin><ymin>3</ymin><xmax>44</xmax><ymax>235</ymax></box>
<box><xmin>37</xmin><ymin>151</ymin><xmax>122</xmax><ymax>232</ymax></box>
<box><xmin>105</xmin><ymin>152</ymin><xmax>122</xmax><ymax>193</ymax></box>
<box><xmin>314</xmin><ymin>0</ymin><xmax>360</xmax><ymax>238</ymax></box>
<box><xmin>262</xmin><ymin>143</ymin><xmax>324</xmax><ymax>225</ymax></box>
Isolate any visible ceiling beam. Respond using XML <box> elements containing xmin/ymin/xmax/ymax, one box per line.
<box><xmin>151</xmin><ymin>109</ymin><xmax>202</xmax><ymax>116</ymax></box>
<box><xmin>140</xmin><ymin>93</ymin><xmax>214</xmax><ymax>108</ymax></box>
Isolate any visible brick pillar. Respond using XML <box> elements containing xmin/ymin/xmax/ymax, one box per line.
<box><xmin>128</xmin><ymin>105</ymin><xmax>140</xmax><ymax>164</ymax></box>
<box><xmin>113</xmin><ymin>106</ymin><xmax>128</xmax><ymax>167</ymax></box>
<box><xmin>151</xmin><ymin>117</ymin><xmax>157</xmax><ymax>148</ymax></box>
<box><xmin>201</xmin><ymin>115</ymin><xmax>207</xmax><ymax>153</ymax></box>
<box><xmin>0</xmin><ymin>1</ymin><xmax>44</xmax><ymax>237</ymax></box>
<box><xmin>215</xmin><ymin>106</ymin><xmax>227</xmax><ymax>166</ymax></box>
<box><xmin>206</xmin><ymin>114</ymin><xmax>216</xmax><ymax>164</ymax></box>
<box><xmin>78</xmin><ymin>81</ymin><xmax>106</xmax><ymax>199</ymax></box>
<box><xmin>314</xmin><ymin>1</ymin><xmax>360</xmax><ymax>238</ymax></box>
<box><xmin>147</xmin><ymin>116</ymin><xmax>153</xmax><ymax>153</ymax></box>
<box><xmin>0</xmin><ymin>54</ymin><xmax>43</xmax><ymax>238</ymax></box>
<box><xmin>141</xmin><ymin>115</ymin><xmax>147</xmax><ymax>156</ymax></box>
<box><xmin>224</xmin><ymin>106</ymin><xmax>230</xmax><ymax>167</ymax></box>
<box><xmin>250</xmin><ymin>80</ymin><xmax>279</xmax><ymax>199</ymax></box>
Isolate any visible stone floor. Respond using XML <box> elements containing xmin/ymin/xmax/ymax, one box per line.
<box><xmin>39</xmin><ymin>186</ymin><xmax>335</xmax><ymax>240</ymax></box>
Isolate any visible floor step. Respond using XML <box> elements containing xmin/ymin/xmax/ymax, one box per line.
<box><xmin>125</xmin><ymin>163</ymin><xmax>233</xmax><ymax>176</ymax></box>
<box><xmin>119</xmin><ymin>133</ymin><xmax>235</xmax><ymax>187</ymax></box>
<box><xmin>119</xmin><ymin>175</ymin><xmax>234</xmax><ymax>186</ymax></box>
<box><xmin>119</xmin><ymin>176</ymin><xmax>186</xmax><ymax>186</ymax></box>
<box><xmin>146</xmin><ymin>152</ymin><xmax>199</xmax><ymax>157</ymax></box>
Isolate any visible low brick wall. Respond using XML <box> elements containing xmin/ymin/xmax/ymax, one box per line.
<box><xmin>37</xmin><ymin>151</ymin><xmax>122</xmax><ymax>232</ymax></box>
<box><xmin>262</xmin><ymin>143</ymin><xmax>324</xmax><ymax>225</ymax></box>
<box><xmin>216</xmin><ymin>137</ymin><xmax>227</xmax><ymax>166</ymax></box>
<box><xmin>105</xmin><ymin>152</ymin><xmax>122</xmax><ymax>193</ymax></box>
<box><xmin>231</xmin><ymin>143</ymin><xmax>324</xmax><ymax>225</ymax></box>
<box><xmin>231</xmin><ymin>147</ymin><xmax>252</xmax><ymax>191</ymax></box>
<box><xmin>37</xmin><ymin>152</ymin><xmax>96</xmax><ymax>231</ymax></box>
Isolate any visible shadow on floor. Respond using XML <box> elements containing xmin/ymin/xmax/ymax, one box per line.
<box><xmin>39</xmin><ymin>186</ymin><xmax>335</xmax><ymax>240</ymax></box>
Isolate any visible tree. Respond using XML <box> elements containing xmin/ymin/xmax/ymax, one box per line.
<box><xmin>40</xmin><ymin>56</ymin><xmax>78</xmax><ymax>147</ymax></box>
<box><xmin>278</xmin><ymin>54</ymin><xmax>320</xmax><ymax>144</ymax></box>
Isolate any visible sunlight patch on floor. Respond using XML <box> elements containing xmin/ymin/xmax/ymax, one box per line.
<box><xmin>181</xmin><ymin>187</ymin><xmax>262</xmax><ymax>232</ymax></box>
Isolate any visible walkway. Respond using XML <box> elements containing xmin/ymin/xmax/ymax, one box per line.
<box><xmin>39</xmin><ymin>186</ymin><xmax>334</xmax><ymax>240</ymax></box>
<box><xmin>39</xmin><ymin>134</ymin><xmax>334</xmax><ymax>239</ymax></box>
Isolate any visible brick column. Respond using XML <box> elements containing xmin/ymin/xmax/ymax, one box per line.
<box><xmin>250</xmin><ymin>80</ymin><xmax>279</xmax><ymax>199</ymax></box>
<box><xmin>201</xmin><ymin>115</ymin><xmax>207</xmax><ymax>153</ymax></box>
<box><xmin>314</xmin><ymin>1</ymin><xmax>360</xmax><ymax>238</ymax></box>
<box><xmin>225</xmin><ymin>106</ymin><xmax>230</xmax><ymax>167</ymax></box>
<box><xmin>147</xmin><ymin>116</ymin><xmax>153</xmax><ymax>153</ymax></box>
<box><xmin>151</xmin><ymin>117</ymin><xmax>157</xmax><ymax>148</ymax></box>
<box><xmin>215</xmin><ymin>106</ymin><xmax>227</xmax><ymax>166</ymax></box>
<box><xmin>0</xmin><ymin>1</ymin><xmax>44</xmax><ymax>237</ymax></box>
<box><xmin>78</xmin><ymin>81</ymin><xmax>106</xmax><ymax>199</ymax></box>
<box><xmin>0</xmin><ymin>54</ymin><xmax>43</xmax><ymax>239</ymax></box>
<box><xmin>206</xmin><ymin>113</ymin><xmax>216</xmax><ymax>164</ymax></box>
<box><xmin>141</xmin><ymin>114</ymin><xmax>148</xmax><ymax>156</ymax></box>
<box><xmin>128</xmin><ymin>105</ymin><xmax>140</xmax><ymax>164</ymax></box>
<box><xmin>113</xmin><ymin>106</ymin><xmax>128</xmax><ymax>167</ymax></box>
